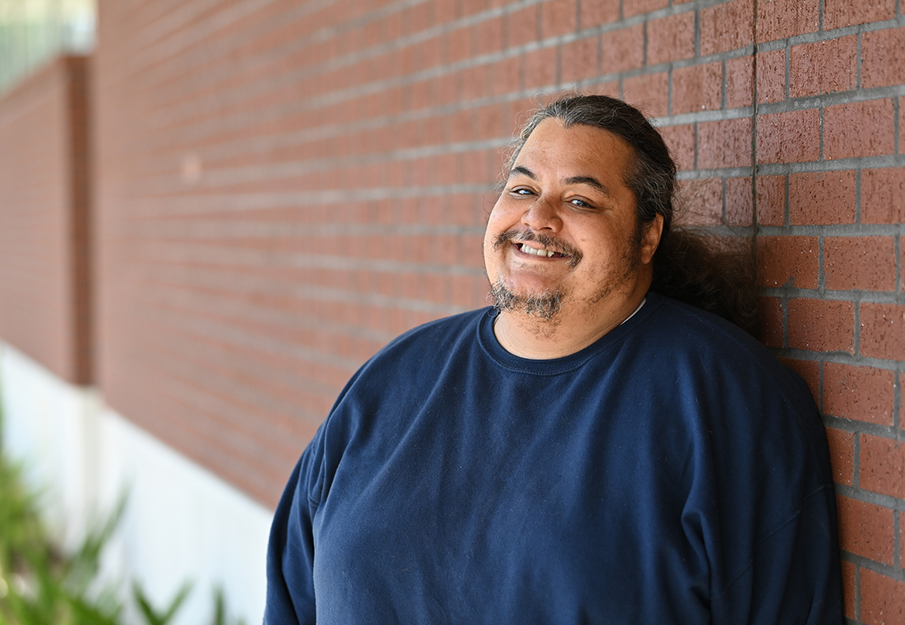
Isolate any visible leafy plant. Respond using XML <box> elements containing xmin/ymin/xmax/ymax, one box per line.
<box><xmin>0</xmin><ymin>451</ymin><xmax>123</xmax><ymax>625</ymax></box>
<box><xmin>134</xmin><ymin>582</ymin><xmax>192</xmax><ymax>625</ymax></box>
<box><xmin>0</xmin><ymin>445</ymin><xmax>245</xmax><ymax>625</ymax></box>
<box><xmin>211</xmin><ymin>586</ymin><xmax>246</xmax><ymax>625</ymax></box>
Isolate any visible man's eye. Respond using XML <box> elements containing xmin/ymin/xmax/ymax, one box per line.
<box><xmin>569</xmin><ymin>198</ymin><xmax>592</xmax><ymax>208</ymax></box>
<box><xmin>512</xmin><ymin>187</ymin><xmax>534</xmax><ymax>196</ymax></box>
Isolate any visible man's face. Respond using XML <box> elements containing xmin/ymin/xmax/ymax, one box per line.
<box><xmin>483</xmin><ymin>119</ymin><xmax>661</xmax><ymax>321</ymax></box>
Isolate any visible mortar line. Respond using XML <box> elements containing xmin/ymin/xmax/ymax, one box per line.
<box><xmin>817</xmin><ymin>360</ymin><xmax>824</xmax><ymax>414</ymax></box>
<box><xmin>784</xmin><ymin>39</ymin><xmax>791</xmax><ymax>101</ymax></box>
<box><xmin>852</xmin><ymin>431</ymin><xmax>861</xmax><ymax>491</ymax></box>
<box><xmin>894</xmin><ymin>511</ymin><xmax>901</xmax><ymax>571</ymax></box>
<box><xmin>894</xmin><ymin>97</ymin><xmax>901</xmax><ymax>157</ymax></box>
<box><xmin>751</xmin><ymin>0</ymin><xmax>760</xmax><ymax>280</ymax></box>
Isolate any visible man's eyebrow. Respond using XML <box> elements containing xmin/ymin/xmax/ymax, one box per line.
<box><xmin>508</xmin><ymin>165</ymin><xmax>614</xmax><ymax>198</ymax></box>
<box><xmin>508</xmin><ymin>165</ymin><xmax>536</xmax><ymax>179</ymax></box>
<box><xmin>563</xmin><ymin>175</ymin><xmax>613</xmax><ymax>198</ymax></box>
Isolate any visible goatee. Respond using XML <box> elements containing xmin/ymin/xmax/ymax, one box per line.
<box><xmin>489</xmin><ymin>278</ymin><xmax>565</xmax><ymax>321</ymax></box>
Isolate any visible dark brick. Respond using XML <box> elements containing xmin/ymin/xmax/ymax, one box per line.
<box><xmin>659</xmin><ymin>124</ymin><xmax>695</xmax><ymax>171</ymax></box>
<box><xmin>824</xmin><ymin>427</ymin><xmax>854</xmax><ymax>486</ymax></box>
<box><xmin>507</xmin><ymin>4</ymin><xmax>539</xmax><ymax>48</ymax></box>
<box><xmin>755</xmin><ymin>175</ymin><xmax>785</xmax><ymax>226</ymax></box>
<box><xmin>580</xmin><ymin>0</ymin><xmax>620</xmax><ymax>27</ymax></box>
<box><xmin>824</xmin><ymin>236</ymin><xmax>897</xmax><ymax>291</ymax></box>
<box><xmin>756</xmin><ymin>49</ymin><xmax>785</xmax><ymax>103</ymax></box>
<box><xmin>860</xmin><ymin>303</ymin><xmax>905</xmax><ymax>361</ymax></box>
<box><xmin>698</xmin><ymin>118</ymin><xmax>753</xmax><ymax>169</ymax></box>
<box><xmin>756</xmin><ymin>0</ymin><xmax>818</xmax><ymax>42</ymax></box>
<box><xmin>823</xmin><ymin>363</ymin><xmax>895</xmax><ymax>426</ymax></box>
<box><xmin>726</xmin><ymin>56</ymin><xmax>754</xmax><ymax>108</ymax></box>
<box><xmin>788</xmin><ymin>171</ymin><xmax>856</xmax><ymax>225</ymax></box>
<box><xmin>490</xmin><ymin>55</ymin><xmax>522</xmax><ymax>97</ymax></box>
<box><xmin>824</xmin><ymin>99</ymin><xmax>895</xmax><ymax>160</ymax></box>
<box><xmin>701</xmin><ymin>0</ymin><xmax>754</xmax><ymax>55</ymax></box>
<box><xmin>787</xmin><ymin>298</ymin><xmax>854</xmax><ymax>353</ymax></box>
<box><xmin>473</xmin><ymin>16</ymin><xmax>505</xmax><ymax>56</ymax></box>
<box><xmin>756</xmin><ymin>236</ymin><xmax>819</xmax><ymax>289</ymax></box>
<box><xmin>860</xmin><ymin>569</ymin><xmax>905</xmax><ymax>625</ymax></box>
<box><xmin>841</xmin><ymin>561</ymin><xmax>856</xmax><ymax>620</ymax></box>
<box><xmin>623</xmin><ymin>72</ymin><xmax>668</xmax><ymax>118</ymax></box>
<box><xmin>560</xmin><ymin>36</ymin><xmax>599</xmax><ymax>85</ymax></box>
<box><xmin>861</xmin><ymin>168</ymin><xmax>905</xmax><ymax>224</ymax></box>
<box><xmin>624</xmin><ymin>0</ymin><xmax>669</xmax><ymax>19</ymax></box>
<box><xmin>523</xmin><ymin>45</ymin><xmax>558</xmax><ymax>90</ymax></box>
<box><xmin>726</xmin><ymin>177</ymin><xmax>753</xmax><ymax>226</ymax></box>
<box><xmin>789</xmin><ymin>36</ymin><xmax>857</xmax><ymax>97</ymax></box>
<box><xmin>647</xmin><ymin>12</ymin><xmax>695</xmax><ymax>65</ymax></box>
<box><xmin>601</xmin><ymin>23</ymin><xmax>645</xmax><ymax>73</ymax></box>
<box><xmin>835</xmin><ymin>496</ymin><xmax>895</xmax><ymax>566</ymax></box>
<box><xmin>541</xmin><ymin>0</ymin><xmax>577</xmax><ymax>38</ymax></box>
<box><xmin>860</xmin><ymin>434</ymin><xmax>905</xmax><ymax>499</ymax></box>
<box><xmin>862</xmin><ymin>27</ymin><xmax>905</xmax><ymax>89</ymax></box>
<box><xmin>756</xmin><ymin>109</ymin><xmax>820</xmax><ymax>163</ymax></box>
<box><xmin>825</xmin><ymin>0</ymin><xmax>895</xmax><ymax>30</ymax></box>
<box><xmin>672</xmin><ymin>63</ymin><xmax>722</xmax><ymax>114</ymax></box>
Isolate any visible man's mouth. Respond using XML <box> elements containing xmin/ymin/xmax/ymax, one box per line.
<box><xmin>493</xmin><ymin>230</ymin><xmax>581</xmax><ymax>268</ymax></box>
<box><xmin>516</xmin><ymin>243</ymin><xmax>567</xmax><ymax>258</ymax></box>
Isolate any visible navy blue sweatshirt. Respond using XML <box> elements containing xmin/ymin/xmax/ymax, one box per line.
<box><xmin>265</xmin><ymin>293</ymin><xmax>842</xmax><ymax>624</ymax></box>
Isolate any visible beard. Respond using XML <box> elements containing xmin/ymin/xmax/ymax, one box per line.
<box><xmin>489</xmin><ymin>278</ymin><xmax>565</xmax><ymax>321</ymax></box>
<box><xmin>487</xmin><ymin>229</ymin><xmax>576</xmax><ymax>320</ymax></box>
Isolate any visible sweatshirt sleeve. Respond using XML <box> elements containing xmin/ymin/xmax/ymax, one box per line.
<box><xmin>263</xmin><ymin>359</ymin><xmax>373</xmax><ymax>624</ymax></box>
<box><xmin>710</xmin><ymin>482</ymin><xmax>844</xmax><ymax>624</ymax></box>
<box><xmin>263</xmin><ymin>432</ymin><xmax>325</xmax><ymax>625</ymax></box>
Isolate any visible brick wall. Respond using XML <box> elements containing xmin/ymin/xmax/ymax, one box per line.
<box><xmin>86</xmin><ymin>0</ymin><xmax>903</xmax><ymax>619</ymax></box>
<box><xmin>0</xmin><ymin>55</ymin><xmax>91</xmax><ymax>385</ymax></box>
<box><xmin>746</xmin><ymin>5</ymin><xmax>905</xmax><ymax>621</ymax></box>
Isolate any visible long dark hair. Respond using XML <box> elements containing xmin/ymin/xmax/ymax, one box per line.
<box><xmin>509</xmin><ymin>94</ymin><xmax>759</xmax><ymax>335</ymax></box>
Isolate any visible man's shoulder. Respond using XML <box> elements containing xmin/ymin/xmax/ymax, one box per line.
<box><xmin>640</xmin><ymin>293</ymin><xmax>813</xmax><ymax>402</ymax></box>
<box><xmin>381</xmin><ymin>307</ymin><xmax>489</xmax><ymax>351</ymax></box>
<box><xmin>352</xmin><ymin>307</ymin><xmax>490</xmax><ymax>379</ymax></box>
<box><xmin>643</xmin><ymin>294</ymin><xmax>770</xmax><ymax>359</ymax></box>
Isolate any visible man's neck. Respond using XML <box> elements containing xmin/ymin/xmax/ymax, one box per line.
<box><xmin>493</xmin><ymin>291</ymin><xmax>648</xmax><ymax>360</ymax></box>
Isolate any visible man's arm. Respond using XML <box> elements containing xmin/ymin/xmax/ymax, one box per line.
<box><xmin>711</xmin><ymin>483</ymin><xmax>843</xmax><ymax>624</ymax></box>
<box><xmin>264</xmin><ymin>449</ymin><xmax>321</xmax><ymax>625</ymax></box>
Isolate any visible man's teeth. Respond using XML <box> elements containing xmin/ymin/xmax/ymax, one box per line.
<box><xmin>519</xmin><ymin>244</ymin><xmax>557</xmax><ymax>257</ymax></box>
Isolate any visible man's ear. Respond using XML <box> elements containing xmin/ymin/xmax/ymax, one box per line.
<box><xmin>640</xmin><ymin>214</ymin><xmax>664</xmax><ymax>265</ymax></box>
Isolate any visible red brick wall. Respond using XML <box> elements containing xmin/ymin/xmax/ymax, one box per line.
<box><xmin>0</xmin><ymin>55</ymin><xmax>91</xmax><ymax>385</ymax></box>
<box><xmin>86</xmin><ymin>0</ymin><xmax>902</xmax><ymax>617</ymax></box>
<box><xmin>747</xmin><ymin>6</ymin><xmax>905</xmax><ymax>620</ymax></box>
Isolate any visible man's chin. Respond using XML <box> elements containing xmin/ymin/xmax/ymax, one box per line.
<box><xmin>489</xmin><ymin>279</ymin><xmax>565</xmax><ymax>321</ymax></box>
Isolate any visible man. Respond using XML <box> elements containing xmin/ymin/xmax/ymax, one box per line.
<box><xmin>265</xmin><ymin>95</ymin><xmax>842</xmax><ymax>623</ymax></box>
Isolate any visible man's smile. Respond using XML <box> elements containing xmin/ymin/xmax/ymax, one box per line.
<box><xmin>516</xmin><ymin>242</ymin><xmax>568</xmax><ymax>258</ymax></box>
<box><xmin>493</xmin><ymin>229</ymin><xmax>582</xmax><ymax>268</ymax></box>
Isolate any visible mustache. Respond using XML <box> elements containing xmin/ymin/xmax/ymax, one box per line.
<box><xmin>493</xmin><ymin>230</ymin><xmax>583</xmax><ymax>267</ymax></box>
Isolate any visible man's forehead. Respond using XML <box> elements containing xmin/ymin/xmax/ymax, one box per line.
<box><xmin>509</xmin><ymin>120</ymin><xmax>632</xmax><ymax>192</ymax></box>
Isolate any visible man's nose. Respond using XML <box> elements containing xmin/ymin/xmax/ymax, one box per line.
<box><xmin>521</xmin><ymin>196</ymin><xmax>562</xmax><ymax>231</ymax></box>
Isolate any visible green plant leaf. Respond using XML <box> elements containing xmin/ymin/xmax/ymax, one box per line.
<box><xmin>133</xmin><ymin>580</ymin><xmax>193</xmax><ymax>625</ymax></box>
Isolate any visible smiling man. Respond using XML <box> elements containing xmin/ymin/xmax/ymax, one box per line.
<box><xmin>265</xmin><ymin>95</ymin><xmax>842</xmax><ymax>624</ymax></box>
